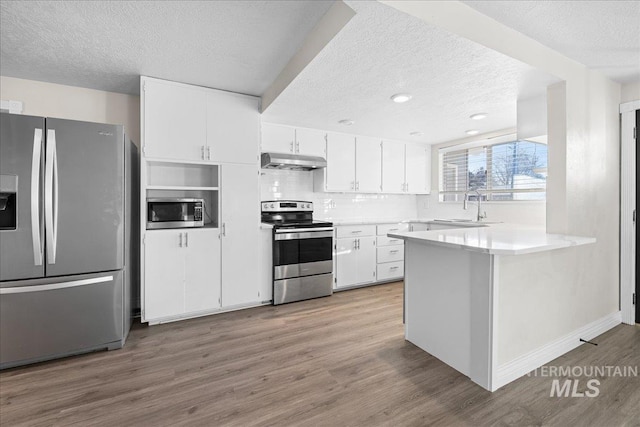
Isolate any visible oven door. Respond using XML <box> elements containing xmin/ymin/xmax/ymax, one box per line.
<box><xmin>273</xmin><ymin>227</ymin><xmax>333</xmax><ymax>280</ymax></box>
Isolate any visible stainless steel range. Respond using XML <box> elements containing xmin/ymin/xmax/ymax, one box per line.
<box><xmin>261</xmin><ymin>200</ymin><xmax>333</xmax><ymax>305</ymax></box>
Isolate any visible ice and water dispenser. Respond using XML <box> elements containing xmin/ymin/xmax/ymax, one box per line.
<box><xmin>0</xmin><ymin>175</ymin><xmax>17</xmax><ymax>230</ymax></box>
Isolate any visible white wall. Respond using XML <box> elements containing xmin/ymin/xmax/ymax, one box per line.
<box><xmin>0</xmin><ymin>76</ymin><xmax>140</xmax><ymax>146</ymax></box>
<box><xmin>261</xmin><ymin>169</ymin><xmax>418</xmax><ymax>221</ymax></box>
<box><xmin>383</xmin><ymin>1</ymin><xmax>622</xmax><ymax>350</ymax></box>
<box><xmin>621</xmin><ymin>81</ymin><xmax>640</xmax><ymax>103</ymax></box>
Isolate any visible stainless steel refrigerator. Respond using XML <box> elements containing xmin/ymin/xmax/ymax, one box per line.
<box><xmin>0</xmin><ymin>112</ymin><xmax>137</xmax><ymax>369</ymax></box>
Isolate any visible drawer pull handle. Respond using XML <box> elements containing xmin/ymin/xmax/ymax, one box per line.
<box><xmin>390</xmin><ymin>250</ymin><xmax>399</xmax><ymax>253</ymax></box>
<box><xmin>390</xmin><ymin>266</ymin><xmax>399</xmax><ymax>270</ymax></box>
<box><xmin>351</xmin><ymin>230</ymin><xmax>362</xmax><ymax>234</ymax></box>
<box><xmin>389</xmin><ymin>228</ymin><xmax>398</xmax><ymax>231</ymax></box>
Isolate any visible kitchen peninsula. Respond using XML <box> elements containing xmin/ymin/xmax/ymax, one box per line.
<box><xmin>388</xmin><ymin>226</ymin><xmax>612</xmax><ymax>392</ymax></box>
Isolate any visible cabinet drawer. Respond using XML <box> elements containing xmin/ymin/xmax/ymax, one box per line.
<box><xmin>377</xmin><ymin>261</ymin><xmax>404</xmax><ymax>281</ymax></box>
<box><xmin>376</xmin><ymin>236</ymin><xmax>404</xmax><ymax>247</ymax></box>
<box><xmin>336</xmin><ymin>225</ymin><xmax>376</xmax><ymax>238</ymax></box>
<box><xmin>377</xmin><ymin>246</ymin><xmax>404</xmax><ymax>263</ymax></box>
<box><xmin>377</xmin><ymin>223</ymin><xmax>409</xmax><ymax>236</ymax></box>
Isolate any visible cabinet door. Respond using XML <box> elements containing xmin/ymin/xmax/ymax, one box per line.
<box><xmin>356</xmin><ymin>236</ymin><xmax>377</xmax><ymax>284</ymax></box>
<box><xmin>335</xmin><ymin>238</ymin><xmax>359</xmax><ymax>289</ymax></box>
<box><xmin>405</xmin><ymin>143</ymin><xmax>430</xmax><ymax>194</ymax></box>
<box><xmin>261</xmin><ymin>123</ymin><xmax>295</xmax><ymax>154</ymax></box>
<box><xmin>220</xmin><ymin>163</ymin><xmax>260</xmax><ymax>307</ymax></box>
<box><xmin>143</xmin><ymin>231</ymin><xmax>185</xmax><ymax>321</ymax></box>
<box><xmin>381</xmin><ymin>141</ymin><xmax>405</xmax><ymax>193</ymax></box>
<box><xmin>185</xmin><ymin>229</ymin><xmax>221</xmax><ymax>313</ymax></box>
<box><xmin>143</xmin><ymin>79</ymin><xmax>207</xmax><ymax>161</ymax></box>
<box><xmin>295</xmin><ymin>128</ymin><xmax>326</xmax><ymax>157</ymax></box>
<box><xmin>410</xmin><ymin>223</ymin><xmax>430</xmax><ymax>232</ymax></box>
<box><xmin>207</xmin><ymin>91</ymin><xmax>260</xmax><ymax>164</ymax></box>
<box><xmin>325</xmin><ymin>133</ymin><xmax>356</xmax><ymax>192</ymax></box>
<box><xmin>355</xmin><ymin>136</ymin><xmax>382</xmax><ymax>193</ymax></box>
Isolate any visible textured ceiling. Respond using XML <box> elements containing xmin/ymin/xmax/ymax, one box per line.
<box><xmin>262</xmin><ymin>1</ymin><xmax>560</xmax><ymax>145</ymax></box>
<box><xmin>2</xmin><ymin>0</ymin><xmax>632</xmax><ymax>146</ymax></box>
<box><xmin>0</xmin><ymin>0</ymin><xmax>333</xmax><ymax>95</ymax></box>
<box><xmin>463</xmin><ymin>0</ymin><xmax>640</xmax><ymax>85</ymax></box>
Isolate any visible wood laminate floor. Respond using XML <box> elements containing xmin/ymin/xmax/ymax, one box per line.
<box><xmin>1</xmin><ymin>282</ymin><xmax>639</xmax><ymax>426</ymax></box>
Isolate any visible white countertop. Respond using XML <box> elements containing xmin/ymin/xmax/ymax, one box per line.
<box><xmin>388</xmin><ymin>227</ymin><xmax>595</xmax><ymax>256</ymax></box>
<box><xmin>325</xmin><ymin>218</ymin><xmax>430</xmax><ymax>226</ymax></box>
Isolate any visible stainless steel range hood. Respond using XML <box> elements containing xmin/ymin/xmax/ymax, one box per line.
<box><xmin>261</xmin><ymin>152</ymin><xmax>327</xmax><ymax>171</ymax></box>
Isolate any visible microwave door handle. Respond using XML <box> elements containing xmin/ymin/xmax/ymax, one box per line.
<box><xmin>31</xmin><ymin>128</ymin><xmax>43</xmax><ymax>266</ymax></box>
<box><xmin>45</xmin><ymin>129</ymin><xmax>59</xmax><ymax>264</ymax></box>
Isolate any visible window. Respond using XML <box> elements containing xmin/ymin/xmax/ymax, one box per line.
<box><xmin>440</xmin><ymin>137</ymin><xmax>547</xmax><ymax>202</ymax></box>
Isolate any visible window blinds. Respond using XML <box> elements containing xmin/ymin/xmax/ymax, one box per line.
<box><xmin>440</xmin><ymin>140</ymin><xmax>547</xmax><ymax>201</ymax></box>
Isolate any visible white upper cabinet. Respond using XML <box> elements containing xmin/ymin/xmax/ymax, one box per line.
<box><xmin>355</xmin><ymin>136</ymin><xmax>382</xmax><ymax>193</ymax></box>
<box><xmin>143</xmin><ymin>78</ymin><xmax>207</xmax><ymax>161</ymax></box>
<box><xmin>261</xmin><ymin>123</ymin><xmax>295</xmax><ymax>154</ymax></box>
<box><xmin>381</xmin><ymin>141</ymin><xmax>431</xmax><ymax>194</ymax></box>
<box><xmin>142</xmin><ymin>76</ymin><xmax>259</xmax><ymax>164</ymax></box>
<box><xmin>405</xmin><ymin>143</ymin><xmax>431</xmax><ymax>194</ymax></box>
<box><xmin>206</xmin><ymin>91</ymin><xmax>260</xmax><ymax>165</ymax></box>
<box><xmin>295</xmin><ymin>127</ymin><xmax>326</xmax><ymax>157</ymax></box>
<box><xmin>261</xmin><ymin>124</ymin><xmax>326</xmax><ymax>157</ymax></box>
<box><xmin>324</xmin><ymin>132</ymin><xmax>356</xmax><ymax>192</ymax></box>
<box><xmin>316</xmin><ymin>134</ymin><xmax>382</xmax><ymax>193</ymax></box>
<box><xmin>381</xmin><ymin>141</ymin><xmax>405</xmax><ymax>193</ymax></box>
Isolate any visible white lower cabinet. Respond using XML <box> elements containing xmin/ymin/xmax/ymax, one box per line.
<box><xmin>185</xmin><ymin>230</ymin><xmax>221</xmax><ymax>313</ymax></box>
<box><xmin>375</xmin><ymin>223</ymin><xmax>406</xmax><ymax>282</ymax></box>
<box><xmin>334</xmin><ymin>223</ymin><xmax>409</xmax><ymax>289</ymax></box>
<box><xmin>410</xmin><ymin>223</ymin><xmax>430</xmax><ymax>232</ymax></box>
<box><xmin>377</xmin><ymin>261</ymin><xmax>404</xmax><ymax>281</ymax></box>
<box><xmin>220</xmin><ymin>163</ymin><xmax>261</xmax><ymax>307</ymax></box>
<box><xmin>144</xmin><ymin>229</ymin><xmax>221</xmax><ymax>322</ymax></box>
<box><xmin>335</xmin><ymin>234</ymin><xmax>376</xmax><ymax>289</ymax></box>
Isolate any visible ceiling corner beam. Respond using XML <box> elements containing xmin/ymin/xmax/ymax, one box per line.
<box><xmin>261</xmin><ymin>0</ymin><xmax>355</xmax><ymax>112</ymax></box>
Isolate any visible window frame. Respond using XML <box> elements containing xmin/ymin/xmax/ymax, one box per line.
<box><xmin>438</xmin><ymin>133</ymin><xmax>547</xmax><ymax>203</ymax></box>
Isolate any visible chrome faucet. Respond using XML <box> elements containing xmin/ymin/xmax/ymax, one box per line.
<box><xmin>463</xmin><ymin>189</ymin><xmax>487</xmax><ymax>222</ymax></box>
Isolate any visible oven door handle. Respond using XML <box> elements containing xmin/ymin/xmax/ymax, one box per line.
<box><xmin>274</xmin><ymin>230</ymin><xmax>334</xmax><ymax>241</ymax></box>
<box><xmin>274</xmin><ymin>227</ymin><xmax>334</xmax><ymax>233</ymax></box>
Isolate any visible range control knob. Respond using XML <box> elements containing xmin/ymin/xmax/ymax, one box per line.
<box><xmin>263</xmin><ymin>204</ymin><xmax>268</xmax><ymax>209</ymax></box>
<box><xmin>270</xmin><ymin>204</ymin><xmax>275</xmax><ymax>208</ymax></box>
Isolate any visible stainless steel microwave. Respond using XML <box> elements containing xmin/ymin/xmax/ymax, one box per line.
<box><xmin>147</xmin><ymin>198</ymin><xmax>204</xmax><ymax>229</ymax></box>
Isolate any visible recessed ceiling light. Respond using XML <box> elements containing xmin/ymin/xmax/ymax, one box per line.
<box><xmin>470</xmin><ymin>113</ymin><xmax>488</xmax><ymax>120</ymax></box>
<box><xmin>338</xmin><ymin>119</ymin><xmax>354</xmax><ymax>126</ymax></box>
<box><xmin>466</xmin><ymin>130</ymin><xmax>480</xmax><ymax>136</ymax></box>
<box><xmin>410</xmin><ymin>131</ymin><xmax>424</xmax><ymax>137</ymax></box>
<box><xmin>391</xmin><ymin>93</ymin><xmax>412</xmax><ymax>103</ymax></box>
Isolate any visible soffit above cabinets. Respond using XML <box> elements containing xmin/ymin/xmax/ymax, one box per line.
<box><xmin>261</xmin><ymin>0</ymin><xmax>560</xmax><ymax>145</ymax></box>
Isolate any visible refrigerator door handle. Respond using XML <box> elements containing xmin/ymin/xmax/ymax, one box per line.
<box><xmin>45</xmin><ymin>129</ymin><xmax>59</xmax><ymax>264</ymax></box>
<box><xmin>0</xmin><ymin>275</ymin><xmax>113</xmax><ymax>294</ymax></box>
<box><xmin>31</xmin><ymin>128</ymin><xmax>43</xmax><ymax>266</ymax></box>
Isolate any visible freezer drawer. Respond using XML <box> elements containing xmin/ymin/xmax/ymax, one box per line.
<box><xmin>0</xmin><ymin>271</ymin><xmax>124</xmax><ymax>369</ymax></box>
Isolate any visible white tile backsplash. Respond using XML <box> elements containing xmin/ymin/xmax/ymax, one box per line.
<box><xmin>261</xmin><ymin>169</ymin><xmax>418</xmax><ymax>221</ymax></box>
<box><xmin>260</xmin><ymin>170</ymin><xmax>545</xmax><ymax>226</ymax></box>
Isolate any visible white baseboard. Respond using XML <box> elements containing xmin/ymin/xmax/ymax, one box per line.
<box><xmin>492</xmin><ymin>311</ymin><xmax>622</xmax><ymax>391</ymax></box>
<box><xmin>146</xmin><ymin>301</ymin><xmax>271</xmax><ymax>325</ymax></box>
